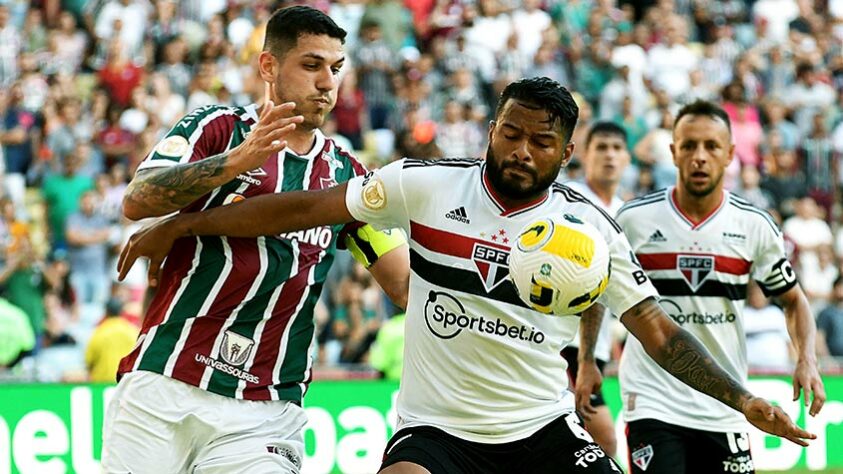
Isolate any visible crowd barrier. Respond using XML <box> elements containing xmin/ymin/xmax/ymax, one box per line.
<box><xmin>0</xmin><ymin>376</ymin><xmax>841</xmax><ymax>473</ymax></box>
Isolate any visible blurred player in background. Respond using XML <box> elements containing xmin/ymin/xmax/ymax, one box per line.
<box><xmin>103</xmin><ymin>6</ymin><xmax>408</xmax><ymax>473</ymax></box>
<box><xmin>561</xmin><ymin>121</ymin><xmax>632</xmax><ymax>457</ymax></box>
<box><xmin>615</xmin><ymin>100</ymin><xmax>825</xmax><ymax>474</ymax></box>
<box><xmin>118</xmin><ymin>77</ymin><xmax>816</xmax><ymax>474</ymax></box>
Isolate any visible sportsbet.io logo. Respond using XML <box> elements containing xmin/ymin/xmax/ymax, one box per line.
<box><xmin>660</xmin><ymin>299</ymin><xmax>737</xmax><ymax>325</ymax></box>
<box><xmin>423</xmin><ymin>290</ymin><xmax>545</xmax><ymax>344</ymax></box>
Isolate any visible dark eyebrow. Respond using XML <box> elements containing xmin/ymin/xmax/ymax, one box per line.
<box><xmin>302</xmin><ymin>53</ymin><xmax>345</xmax><ymax>65</ymax></box>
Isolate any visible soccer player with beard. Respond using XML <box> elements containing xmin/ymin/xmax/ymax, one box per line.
<box><xmin>118</xmin><ymin>79</ymin><xmax>816</xmax><ymax>474</ymax></box>
<box><xmin>615</xmin><ymin>100</ymin><xmax>825</xmax><ymax>474</ymax></box>
<box><xmin>103</xmin><ymin>7</ymin><xmax>408</xmax><ymax>473</ymax></box>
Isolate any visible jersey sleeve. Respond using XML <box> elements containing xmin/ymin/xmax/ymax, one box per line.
<box><xmin>752</xmin><ymin>218</ymin><xmax>798</xmax><ymax>297</ymax></box>
<box><xmin>598</xmin><ymin>227</ymin><xmax>660</xmax><ymax>317</ymax></box>
<box><xmin>344</xmin><ymin>159</ymin><xmax>410</xmax><ymax>232</ymax></box>
<box><xmin>136</xmin><ymin>106</ymin><xmax>235</xmax><ymax>173</ymax></box>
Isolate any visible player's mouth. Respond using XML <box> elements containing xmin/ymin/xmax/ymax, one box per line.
<box><xmin>504</xmin><ymin>165</ymin><xmax>535</xmax><ymax>181</ymax></box>
<box><xmin>690</xmin><ymin>171</ymin><xmax>708</xmax><ymax>182</ymax></box>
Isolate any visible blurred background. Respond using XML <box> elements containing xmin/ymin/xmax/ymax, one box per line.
<box><xmin>0</xmin><ymin>0</ymin><xmax>841</xmax><ymax>472</ymax></box>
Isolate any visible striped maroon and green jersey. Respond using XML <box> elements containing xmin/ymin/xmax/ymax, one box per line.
<box><xmin>118</xmin><ymin>104</ymin><xmax>368</xmax><ymax>402</ymax></box>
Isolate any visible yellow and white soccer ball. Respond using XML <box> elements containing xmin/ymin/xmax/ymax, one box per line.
<box><xmin>509</xmin><ymin>214</ymin><xmax>611</xmax><ymax>316</ymax></box>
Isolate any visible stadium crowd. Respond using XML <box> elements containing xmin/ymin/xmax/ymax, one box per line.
<box><xmin>0</xmin><ymin>0</ymin><xmax>842</xmax><ymax>383</ymax></box>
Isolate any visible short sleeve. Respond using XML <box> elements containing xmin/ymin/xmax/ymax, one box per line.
<box><xmin>344</xmin><ymin>159</ymin><xmax>409</xmax><ymax>232</ymax></box>
<box><xmin>599</xmin><ymin>229</ymin><xmax>660</xmax><ymax>316</ymax></box>
<box><xmin>752</xmin><ymin>218</ymin><xmax>798</xmax><ymax>297</ymax></box>
<box><xmin>136</xmin><ymin>106</ymin><xmax>236</xmax><ymax>173</ymax></box>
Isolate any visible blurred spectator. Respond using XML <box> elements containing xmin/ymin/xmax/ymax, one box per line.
<box><xmin>0</xmin><ymin>297</ymin><xmax>34</xmax><ymax>369</ymax></box>
<box><xmin>646</xmin><ymin>15</ymin><xmax>699</xmax><ymax>100</ymax></box>
<box><xmin>633</xmin><ymin>108</ymin><xmax>676</xmax><ymax>190</ymax></box>
<box><xmin>85</xmin><ymin>298</ymin><xmax>138</xmax><ymax>382</ymax></box>
<box><xmin>762</xmin><ymin>99</ymin><xmax>800</xmax><ymax>151</ymax></box>
<box><xmin>752</xmin><ymin>0</ymin><xmax>799</xmax><ymax>43</ymax></box>
<box><xmin>800</xmin><ymin>244</ymin><xmax>839</xmax><ymax>314</ymax></box>
<box><xmin>785</xmin><ymin>63</ymin><xmax>836</xmax><ymax>135</ymax></box>
<box><xmin>512</xmin><ymin>0</ymin><xmax>551</xmax><ymax>61</ymax></box>
<box><xmin>436</xmin><ymin>100</ymin><xmax>483</xmax><ymax>158</ymax></box>
<box><xmin>332</xmin><ymin>262</ymin><xmax>385</xmax><ymax>364</ymax></box>
<box><xmin>355</xmin><ymin>19</ymin><xmax>395</xmax><ymax>130</ymax></box>
<box><xmin>760</xmin><ymin>141</ymin><xmax>806</xmax><ymax>218</ymax></box>
<box><xmin>0</xmin><ymin>4</ymin><xmax>21</xmax><ymax>87</ymax></box>
<box><xmin>41</xmin><ymin>150</ymin><xmax>94</xmax><ymax>247</ymax></box>
<box><xmin>735</xmin><ymin>164</ymin><xmax>775</xmax><ymax>211</ymax></box>
<box><xmin>361</xmin><ymin>0</ymin><xmax>414</xmax><ymax>53</ymax></box>
<box><xmin>369</xmin><ymin>311</ymin><xmax>405</xmax><ymax>381</ymax></box>
<box><xmin>1</xmin><ymin>84</ymin><xmax>39</xmax><ymax>215</ymax></box>
<box><xmin>94</xmin><ymin>0</ymin><xmax>149</xmax><ymax>58</ymax></box>
<box><xmin>333</xmin><ymin>71</ymin><xmax>367</xmax><ymax>150</ymax></box>
<box><xmin>156</xmin><ymin>38</ymin><xmax>191</xmax><ymax>98</ymax></box>
<box><xmin>722</xmin><ymin>80</ymin><xmax>763</xmax><ymax>167</ymax></box>
<box><xmin>801</xmin><ymin>112</ymin><xmax>836</xmax><ymax>220</ymax></box>
<box><xmin>0</xmin><ymin>239</ymin><xmax>46</xmax><ymax>343</ymax></box>
<box><xmin>98</xmin><ymin>39</ymin><xmax>144</xmax><ymax>108</ymax></box>
<box><xmin>818</xmin><ymin>277</ymin><xmax>843</xmax><ymax>358</ymax></box>
<box><xmin>744</xmin><ymin>282</ymin><xmax>792</xmax><ymax>371</ymax></box>
<box><xmin>66</xmin><ymin>191</ymin><xmax>112</xmax><ymax>305</ymax></box>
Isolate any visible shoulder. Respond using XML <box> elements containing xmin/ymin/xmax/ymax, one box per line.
<box><xmin>727</xmin><ymin>193</ymin><xmax>780</xmax><ymax>236</ymax></box>
<box><xmin>401</xmin><ymin>157</ymin><xmax>483</xmax><ymax>170</ymax></box>
<box><xmin>551</xmin><ymin>183</ymin><xmax>622</xmax><ymax>234</ymax></box>
<box><xmin>172</xmin><ymin>104</ymin><xmax>253</xmax><ymax>134</ymax></box>
<box><xmin>325</xmin><ymin>137</ymin><xmax>368</xmax><ymax>175</ymax></box>
<box><xmin>616</xmin><ymin>189</ymin><xmax>669</xmax><ymax>218</ymax></box>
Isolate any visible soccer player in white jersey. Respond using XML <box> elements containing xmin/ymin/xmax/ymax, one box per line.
<box><xmin>118</xmin><ymin>79</ymin><xmax>816</xmax><ymax>474</ymax></box>
<box><xmin>560</xmin><ymin>121</ymin><xmax>631</xmax><ymax>457</ymax></box>
<box><xmin>104</xmin><ymin>7</ymin><xmax>408</xmax><ymax>473</ymax></box>
<box><xmin>615</xmin><ymin>100</ymin><xmax>826</xmax><ymax>474</ymax></box>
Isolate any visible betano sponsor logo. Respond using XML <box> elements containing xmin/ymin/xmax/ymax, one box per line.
<box><xmin>277</xmin><ymin>226</ymin><xmax>334</xmax><ymax>249</ymax></box>
<box><xmin>660</xmin><ymin>299</ymin><xmax>737</xmax><ymax>325</ymax></box>
<box><xmin>423</xmin><ymin>290</ymin><xmax>545</xmax><ymax>343</ymax></box>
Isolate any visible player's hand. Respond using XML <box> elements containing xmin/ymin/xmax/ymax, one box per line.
<box><xmin>741</xmin><ymin>396</ymin><xmax>816</xmax><ymax>447</ymax></box>
<box><xmin>117</xmin><ymin>216</ymin><xmax>183</xmax><ymax>287</ymax></box>
<box><xmin>792</xmin><ymin>359</ymin><xmax>826</xmax><ymax>416</ymax></box>
<box><xmin>575</xmin><ymin>360</ymin><xmax>603</xmax><ymax>421</ymax></box>
<box><xmin>230</xmin><ymin>101</ymin><xmax>303</xmax><ymax>173</ymax></box>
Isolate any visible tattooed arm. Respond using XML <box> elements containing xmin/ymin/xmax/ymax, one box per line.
<box><xmin>123</xmin><ymin>154</ymin><xmax>239</xmax><ymax>220</ymax></box>
<box><xmin>621</xmin><ymin>297</ymin><xmax>817</xmax><ymax>445</ymax></box>
<box><xmin>574</xmin><ymin>303</ymin><xmax>604</xmax><ymax>418</ymax></box>
<box><xmin>122</xmin><ymin>102</ymin><xmax>303</xmax><ymax>220</ymax></box>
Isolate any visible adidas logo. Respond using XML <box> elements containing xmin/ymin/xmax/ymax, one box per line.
<box><xmin>648</xmin><ymin>230</ymin><xmax>667</xmax><ymax>242</ymax></box>
<box><xmin>445</xmin><ymin>206</ymin><xmax>470</xmax><ymax>224</ymax></box>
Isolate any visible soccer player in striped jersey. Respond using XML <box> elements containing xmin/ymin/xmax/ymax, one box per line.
<box><xmin>615</xmin><ymin>100</ymin><xmax>826</xmax><ymax>474</ymax></box>
<box><xmin>119</xmin><ymin>78</ymin><xmax>816</xmax><ymax>474</ymax></box>
<box><xmin>560</xmin><ymin>121</ymin><xmax>632</xmax><ymax>457</ymax></box>
<box><xmin>103</xmin><ymin>7</ymin><xmax>408</xmax><ymax>473</ymax></box>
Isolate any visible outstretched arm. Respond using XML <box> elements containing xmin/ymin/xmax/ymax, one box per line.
<box><xmin>122</xmin><ymin>102</ymin><xmax>303</xmax><ymax>220</ymax></box>
<box><xmin>776</xmin><ymin>285</ymin><xmax>826</xmax><ymax>416</ymax></box>
<box><xmin>118</xmin><ymin>183</ymin><xmax>354</xmax><ymax>285</ymax></box>
<box><xmin>621</xmin><ymin>297</ymin><xmax>816</xmax><ymax>446</ymax></box>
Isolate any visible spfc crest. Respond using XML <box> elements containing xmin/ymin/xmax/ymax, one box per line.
<box><xmin>220</xmin><ymin>330</ymin><xmax>255</xmax><ymax>367</ymax></box>
<box><xmin>631</xmin><ymin>445</ymin><xmax>654</xmax><ymax>471</ymax></box>
<box><xmin>472</xmin><ymin>243</ymin><xmax>510</xmax><ymax>291</ymax></box>
<box><xmin>677</xmin><ymin>254</ymin><xmax>714</xmax><ymax>291</ymax></box>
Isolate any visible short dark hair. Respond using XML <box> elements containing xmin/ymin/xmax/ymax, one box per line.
<box><xmin>585</xmin><ymin>121</ymin><xmax>627</xmax><ymax>148</ymax></box>
<box><xmin>263</xmin><ymin>6</ymin><xmax>346</xmax><ymax>58</ymax></box>
<box><xmin>674</xmin><ymin>99</ymin><xmax>731</xmax><ymax>134</ymax></box>
<box><xmin>495</xmin><ymin>77</ymin><xmax>579</xmax><ymax>142</ymax></box>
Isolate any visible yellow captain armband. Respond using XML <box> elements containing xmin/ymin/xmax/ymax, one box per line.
<box><xmin>344</xmin><ymin>224</ymin><xmax>406</xmax><ymax>268</ymax></box>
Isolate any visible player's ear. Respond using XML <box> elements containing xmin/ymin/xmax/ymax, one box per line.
<box><xmin>488</xmin><ymin>120</ymin><xmax>496</xmax><ymax>142</ymax></box>
<box><xmin>258</xmin><ymin>51</ymin><xmax>275</xmax><ymax>84</ymax></box>
<box><xmin>560</xmin><ymin>142</ymin><xmax>575</xmax><ymax>167</ymax></box>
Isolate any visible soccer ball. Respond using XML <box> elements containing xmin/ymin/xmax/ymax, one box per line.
<box><xmin>509</xmin><ymin>214</ymin><xmax>611</xmax><ymax>316</ymax></box>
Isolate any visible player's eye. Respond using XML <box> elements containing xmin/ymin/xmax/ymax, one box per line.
<box><xmin>331</xmin><ymin>67</ymin><xmax>342</xmax><ymax>75</ymax></box>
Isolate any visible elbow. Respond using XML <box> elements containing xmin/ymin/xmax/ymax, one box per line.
<box><xmin>122</xmin><ymin>197</ymin><xmax>151</xmax><ymax>221</ymax></box>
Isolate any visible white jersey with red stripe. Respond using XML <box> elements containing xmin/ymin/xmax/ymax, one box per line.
<box><xmin>562</xmin><ymin>180</ymin><xmax>625</xmax><ymax>362</ymax></box>
<box><xmin>616</xmin><ymin>187</ymin><xmax>797</xmax><ymax>432</ymax></box>
<box><xmin>344</xmin><ymin>158</ymin><xmax>658</xmax><ymax>443</ymax></box>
